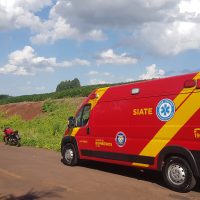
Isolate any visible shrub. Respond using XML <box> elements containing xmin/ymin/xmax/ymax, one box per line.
<box><xmin>42</xmin><ymin>99</ymin><xmax>58</xmax><ymax>113</ymax></box>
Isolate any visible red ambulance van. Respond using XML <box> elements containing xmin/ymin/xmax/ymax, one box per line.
<box><xmin>61</xmin><ymin>72</ymin><xmax>200</xmax><ymax>192</ymax></box>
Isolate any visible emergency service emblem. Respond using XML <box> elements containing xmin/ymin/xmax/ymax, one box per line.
<box><xmin>115</xmin><ymin>132</ymin><xmax>126</xmax><ymax>147</ymax></box>
<box><xmin>156</xmin><ymin>98</ymin><xmax>175</xmax><ymax>121</ymax></box>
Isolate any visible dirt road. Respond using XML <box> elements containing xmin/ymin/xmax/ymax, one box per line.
<box><xmin>0</xmin><ymin>143</ymin><xmax>199</xmax><ymax>200</ymax></box>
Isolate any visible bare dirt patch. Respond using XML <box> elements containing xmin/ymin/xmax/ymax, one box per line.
<box><xmin>0</xmin><ymin>102</ymin><xmax>43</xmax><ymax>120</ymax></box>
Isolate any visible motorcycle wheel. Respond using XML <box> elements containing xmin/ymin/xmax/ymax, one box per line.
<box><xmin>12</xmin><ymin>139</ymin><xmax>21</xmax><ymax>147</ymax></box>
<box><xmin>4</xmin><ymin>137</ymin><xmax>8</xmax><ymax>145</ymax></box>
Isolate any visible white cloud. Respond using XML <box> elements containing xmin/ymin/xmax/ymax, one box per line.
<box><xmin>103</xmin><ymin>72</ymin><xmax>111</xmax><ymax>76</ymax></box>
<box><xmin>133</xmin><ymin>20</ymin><xmax>200</xmax><ymax>55</ymax></box>
<box><xmin>0</xmin><ymin>0</ymin><xmax>107</xmax><ymax>44</ymax></box>
<box><xmin>31</xmin><ymin>17</ymin><xmax>79</xmax><ymax>44</ymax></box>
<box><xmin>30</xmin><ymin>0</ymin><xmax>107</xmax><ymax>44</ymax></box>
<box><xmin>0</xmin><ymin>0</ymin><xmax>175</xmax><ymax>44</ymax></box>
<box><xmin>97</xmin><ymin>49</ymin><xmax>138</xmax><ymax>65</ymax></box>
<box><xmin>0</xmin><ymin>0</ymin><xmax>51</xmax><ymax>31</ymax></box>
<box><xmin>88</xmin><ymin>71</ymin><xmax>113</xmax><ymax>86</ymax></box>
<box><xmin>0</xmin><ymin>64</ymin><xmax>31</xmax><ymax>76</ymax></box>
<box><xmin>90</xmin><ymin>79</ymin><xmax>106</xmax><ymax>85</ymax></box>
<box><xmin>52</xmin><ymin>0</ymin><xmax>177</xmax><ymax>28</ymax></box>
<box><xmin>139</xmin><ymin>64</ymin><xmax>165</xmax><ymax>80</ymax></box>
<box><xmin>88</xmin><ymin>71</ymin><xmax>111</xmax><ymax>76</ymax></box>
<box><xmin>0</xmin><ymin>0</ymin><xmax>52</xmax><ymax>12</ymax></box>
<box><xmin>88</xmin><ymin>71</ymin><xmax>99</xmax><ymax>76</ymax></box>
<box><xmin>50</xmin><ymin>0</ymin><xmax>200</xmax><ymax>54</ymax></box>
<box><xmin>31</xmin><ymin>20</ymin><xmax>107</xmax><ymax>44</ymax></box>
<box><xmin>0</xmin><ymin>46</ymin><xmax>90</xmax><ymax>76</ymax></box>
<box><xmin>87</xmin><ymin>30</ymin><xmax>106</xmax><ymax>41</ymax></box>
<box><xmin>179</xmin><ymin>0</ymin><xmax>200</xmax><ymax>16</ymax></box>
<box><xmin>1</xmin><ymin>0</ymin><xmax>200</xmax><ymax>55</ymax></box>
<box><xmin>49</xmin><ymin>0</ymin><xmax>200</xmax><ymax>55</ymax></box>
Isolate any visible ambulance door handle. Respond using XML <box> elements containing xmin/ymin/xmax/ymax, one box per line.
<box><xmin>86</xmin><ymin>127</ymin><xmax>90</xmax><ymax>134</ymax></box>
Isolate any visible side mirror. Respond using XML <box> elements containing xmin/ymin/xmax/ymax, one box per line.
<box><xmin>68</xmin><ymin>116</ymin><xmax>76</xmax><ymax>128</ymax></box>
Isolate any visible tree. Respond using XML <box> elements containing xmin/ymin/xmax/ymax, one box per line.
<box><xmin>0</xmin><ymin>95</ymin><xmax>10</xmax><ymax>100</ymax></box>
<box><xmin>56</xmin><ymin>78</ymin><xmax>81</xmax><ymax>92</ymax></box>
<box><xmin>71</xmin><ymin>78</ymin><xmax>80</xmax><ymax>88</ymax></box>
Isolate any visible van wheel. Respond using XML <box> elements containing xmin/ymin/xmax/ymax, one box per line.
<box><xmin>163</xmin><ymin>156</ymin><xmax>196</xmax><ymax>192</ymax></box>
<box><xmin>62</xmin><ymin>143</ymin><xmax>78</xmax><ymax>166</ymax></box>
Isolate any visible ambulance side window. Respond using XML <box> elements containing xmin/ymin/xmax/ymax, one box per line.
<box><xmin>76</xmin><ymin>108</ymin><xmax>83</xmax><ymax>127</ymax></box>
<box><xmin>76</xmin><ymin>104</ymin><xmax>91</xmax><ymax>127</ymax></box>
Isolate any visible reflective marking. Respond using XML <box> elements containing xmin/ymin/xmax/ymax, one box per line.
<box><xmin>132</xmin><ymin>72</ymin><xmax>200</xmax><ymax>166</ymax></box>
<box><xmin>70</xmin><ymin>127</ymin><xmax>80</xmax><ymax>137</ymax></box>
<box><xmin>174</xmin><ymin>73</ymin><xmax>200</xmax><ymax>109</ymax></box>
<box><xmin>138</xmin><ymin>86</ymin><xmax>200</xmax><ymax>158</ymax></box>
<box><xmin>89</xmin><ymin>87</ymin><xmax>109</xmax><ymax>109</ymax></box>
<box><xmin>132</xmin><ymin>163</ymin><xmax>149</xmax><ymax>168</ymax></box>
<box><xmin>71</xmin><ymin>87</ymin><xmax>109</xmax><ymax>137</ymax></box>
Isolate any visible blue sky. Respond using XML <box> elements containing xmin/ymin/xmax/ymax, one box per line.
<box><xmin>1</xmin><ymin>0</ymin><xmax>200</xmax><ymax>96</ymax></box>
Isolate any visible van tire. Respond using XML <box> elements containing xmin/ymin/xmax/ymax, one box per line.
<box><xmin>163</xmin><ymin>156</ymin><xmax>196</xmax><ymax>192</ymax></box>
<box><xmin>62</xmin><ymin>143</ymin><xmax>78</xmax><ymax>166</ymax></box>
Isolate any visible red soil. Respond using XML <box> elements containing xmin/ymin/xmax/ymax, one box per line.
<box><xmin>0</xmin><ymin>102</ymin><xmax>43</xmax><ymax>120</ymax></box>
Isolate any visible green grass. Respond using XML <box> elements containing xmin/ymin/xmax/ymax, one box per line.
<box><xmin>0</xmin><ymin>97</ymin><xmax>84</xmax><ymax>151</ymax></box>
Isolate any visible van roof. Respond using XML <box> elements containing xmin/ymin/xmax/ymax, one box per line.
<box><xmin>96</xmin><ymin>72</ymin><xmax>199</xmax><ymax>102</ymax></box>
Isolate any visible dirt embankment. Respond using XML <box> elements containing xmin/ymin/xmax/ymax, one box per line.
<box><xmin>0</xmin><ymin>102</ymin><xmax>43</xmax><ymax>120</ymax></box>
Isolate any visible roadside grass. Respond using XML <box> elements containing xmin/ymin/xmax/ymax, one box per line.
<box><xmin>0</xmin><ymin>97</ymin><xmax>84</xmax><ymax>151</ymax></box>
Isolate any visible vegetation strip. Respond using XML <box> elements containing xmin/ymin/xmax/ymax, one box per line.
<box><xmin>0</xmin><ymin>98</ymin><xmax>83</xmax><ymax>151</ymax></box>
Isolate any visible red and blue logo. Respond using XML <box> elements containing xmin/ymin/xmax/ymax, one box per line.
<box><xmin>115</xmin><ymin>132</ymin><xmax>127</xmax><ymax>147</ymax></box>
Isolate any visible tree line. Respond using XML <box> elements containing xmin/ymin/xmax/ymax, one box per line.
<box><xmin>0</xmin><ymin>78</ymin><xmax>132</xmax><ymax>105</ymax></box>
<box><xmin>56</xmin><ymin>78</ymin><xmax>80</xmax><ymax>92</ymax></box>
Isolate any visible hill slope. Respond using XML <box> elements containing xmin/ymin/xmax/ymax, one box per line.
<box><xmin>0</xmin><ymin>97</ymin><xmax>85</xmax><ymax>150</ymax></box>
<box><xmin>0</xmin><ymin>102</ymin><xmax>43</xmax><ymax>120</ymax></box>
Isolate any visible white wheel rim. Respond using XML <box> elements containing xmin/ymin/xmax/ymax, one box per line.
<box><xmin>65</xmin><ymin>148</ymin><xmax>74</xmax><ymax>163</ymax></box>
<box><xmin>168</xmin><ymin>163</ymin><xmax>186</xmax><ymax>185</ymax></box>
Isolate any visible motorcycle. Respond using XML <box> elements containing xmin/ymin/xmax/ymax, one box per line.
<box><xmin>3</xmin><ymin>128</ymin><xmax>21</xmax><ymax>147</ymax></box>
